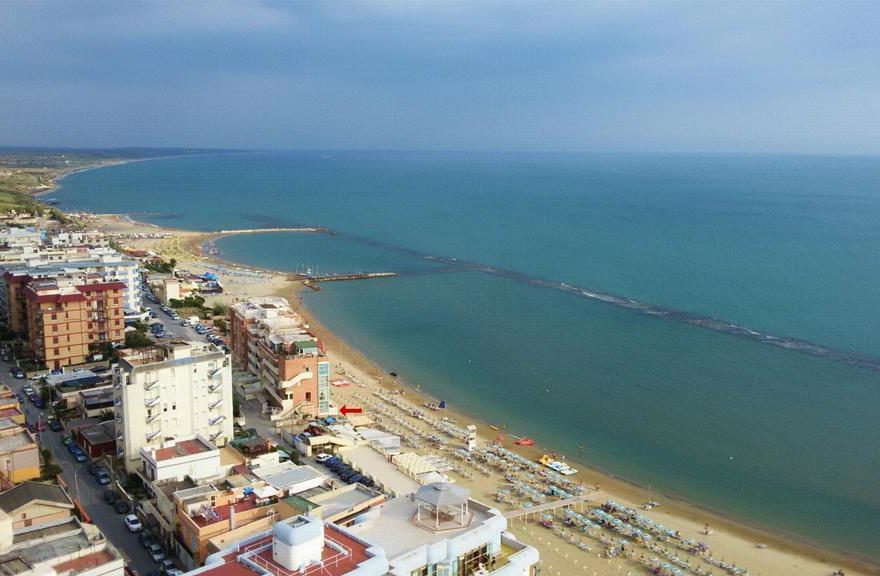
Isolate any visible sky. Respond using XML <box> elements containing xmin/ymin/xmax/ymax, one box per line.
<box><xmin>1</xmin><ymin>1</ymin><xmax>878</xmax><ymax>154</ymax></box>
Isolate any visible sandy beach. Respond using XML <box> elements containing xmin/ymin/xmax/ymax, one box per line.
<box><xmin>80</xmin><ymin>212</ymin><xmax>878</xmax><ymax>576</ymax></box>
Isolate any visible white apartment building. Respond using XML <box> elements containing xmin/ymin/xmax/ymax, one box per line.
<box><xmin>114</xmin><ymin>341</ymin><xmax>234</xmax><ymax>472</ymax></box>
<box><xmin>0</xmin><ymin>253</ymin><xmax>141</xmax><ymax>315</ymax></box>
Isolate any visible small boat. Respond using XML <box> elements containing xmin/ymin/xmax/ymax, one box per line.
<box><xmin>489</xmin><ymin>425</ymin><xmax>500</xmax><ymax>431</ymax></box>
<box><xmin>540</xmin><ymin>514</ymin><xmax>555</xmax><ymax>528</ymax></box>
<box><xmin>515</xmin><ymin>437</ymin><xmax>535</xmax><ymax>446</ymax></box>
<box><xmin>538</xmin><ymin>454</ymin><xmax>578</xmax><ymax>476</ymax></box>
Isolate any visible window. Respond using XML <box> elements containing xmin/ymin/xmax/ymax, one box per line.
<box><xmin>305</xmin><ymin>392</ymin><xmax>312</xmax><ymax>402</ymax></box>
<box><xmin>459</xmin><ymin>545</ymin><xmax>490</xmax><ymax>576</ymax></box>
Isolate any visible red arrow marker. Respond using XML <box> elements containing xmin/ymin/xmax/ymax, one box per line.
<box><xmin>340</xmin><ymin>404</ymin><xmax>363</xmax><ymax>416</ymax></box>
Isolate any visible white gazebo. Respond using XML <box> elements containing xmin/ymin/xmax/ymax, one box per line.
<box><xmin>412</xmin><ymin>482</ymin><xmax>474</xmax><ymax>531</ymax></box>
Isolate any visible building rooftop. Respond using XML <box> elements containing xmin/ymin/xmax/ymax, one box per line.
<box><xmin>78</xmin><ymin>421</ymin><xmax>115</xmax><ymax>445</ymax></box>
<box><xmin>190</xmin><ymin>494</ymin><xmax>262</xmax><ymax>528</ymax></box>
<box><xmin>0</xmin><ymin>430</ymin><xmax>36</xmax><ymax>453</ymax></box>
<box><xmin>192</xmin><ymin>518</ymin><xmax>376</xmax><ymax>576</ymax></box>
<box><xmin>52</xmin><ymin>549</ymin><xmax>118</xmax><ymax>574</ymax></box>
<box><xmin>348</xmin><ymin>487</ymin><xmax>499</xmax><ymax>560</ymax></box>
<box><xmin>251</xmin><ymin>464</ymin><xmax>324</xmax><ymax>492</ymax></box>
<box><xmin>118</xmin><ymin>340</ymin><xmax>225</xmax><ymax>369</ymax></box>
<box><xmin>290</xmin><ymin>484</ymin><xmax>385</xmax><ymax>523</ymax></box>
<box><xmin>152</xmin><ymin>437</ymin><xmax>216</xmax><ymax>462</ymax></box>
<box><xmin>0</xmin><ymin>481</ymin><xmax>72</xmax><ymax>514</ymax></box>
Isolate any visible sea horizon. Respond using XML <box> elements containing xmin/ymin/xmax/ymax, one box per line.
<box><xmin>53</xmin><ymin>150</ymin><xmax>880</xmax><ymax>562</ymax></box>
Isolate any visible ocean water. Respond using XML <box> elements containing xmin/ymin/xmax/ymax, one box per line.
<box><xmin>56</xmin><ymin>152</ymin><xmax>880</xmax><ymax>560</ymax></box>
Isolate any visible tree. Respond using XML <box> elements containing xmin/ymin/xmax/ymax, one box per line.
<box><xmin>213</xmin><ymin>318</ymin><xmax>227</xmax><ymax>334</ymax></box>
<box><xmin>40</xmin><ymin>448</ymin><xmax>61</xmax><ymax>480</ymax></box>
<box><xmin>125</xmin><ymin>330</ymin><xmax>154</xmax><ymax>348</ymax></box>
<box><xmin>212</xmin><ymin>302</ymin><xmax>229</xmax><ymax>316</ymax></box>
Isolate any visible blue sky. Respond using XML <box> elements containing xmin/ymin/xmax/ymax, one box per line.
<box><xmin>1</xmin><ymin>1</ymin><xmax>878</xmax><ymax>153</ymax></box>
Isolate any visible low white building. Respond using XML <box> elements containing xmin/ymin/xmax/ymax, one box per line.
<box><xmin>140</xmin><ymin>435</ymin><xmax>221</xmax><ymax>483</ymax></box>
<box><xmin>114</xmin><ymin>340</ymin><xmax>234</xmax><ymax>472</ymax></box>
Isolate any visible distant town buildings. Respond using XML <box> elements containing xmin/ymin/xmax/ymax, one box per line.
<box><xmin>114</xmin><ymin>341</ymin><xmax>234</xmax><ymax>472</ymax></box>
<box><xmin>229</xmin><ymin>297</ymin><xmax>330</xmax><ymax>425</ymax></box>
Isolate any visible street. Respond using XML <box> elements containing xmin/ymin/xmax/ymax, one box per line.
<box><xmin>1</xmin><ymin>359</ymin><xmax>158</xmax><ymax>575</ymax></box>
<box><xmin>0</xmin><ymin>299</ymin><xmax>217</xmax><ymax>575</ymax></box>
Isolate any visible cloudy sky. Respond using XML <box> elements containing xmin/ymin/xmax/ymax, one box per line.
<box><xmin>1</xmin><ymin>1</ymin><xmax>878</xmax><ymax>153</ymax></box>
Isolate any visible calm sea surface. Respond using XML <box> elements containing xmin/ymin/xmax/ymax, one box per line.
<box><xmin>56</xmin><ymin>152</ymin><xmax>880</xmax><ymax>559</ymax></box>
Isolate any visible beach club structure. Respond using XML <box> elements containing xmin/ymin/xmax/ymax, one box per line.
<box><xmin>176</xmin><ymin>482</ymin><xmax>538</xmax><ymax>576</ymax></box>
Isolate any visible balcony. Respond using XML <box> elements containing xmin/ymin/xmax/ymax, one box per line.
<box><xmin>145</xmin><ymin>396</ymin><xmax>160</xmax><ymax>408</ymax></box>
<box><xmin>144</xmin><ymin>379</ymin><xmax>159</xmax><ymax>391</ymax></box>
<box><xmin>146</xmin><ymin>429</ymin><xmax>161</xmax><ymax>441</ymax></box>
<box><xmin>209</xmin><ymin>430</ymin><xmax>223</xmax><ymax>442</ymax></box>
<box><xmin>208</xmin><ymin>415</ymin><xmax>226</xmax><ymax>426</ymax></box>
<box><xmin>209</xmin><ymin>400</ymin><xmax>223</xmax><ymax>411</ymax></box>
<box><xmin>208</xmin><ymin>381</ymin><xmax>224</xmax><ymax>393</ymax></box>
<box><xmin>486</xmin><ymin>538</ymin><xmax>540</xmax><ymax>576</ymax></box>
<box><xmin>146</xmin><ymin>412</ymin><xmax>161</xmax><ymax>424</ymax></box>
<box><xmin>209</xmin><ymin>367</ymin><xmax>224</xmax><ymax>379</ymax></box>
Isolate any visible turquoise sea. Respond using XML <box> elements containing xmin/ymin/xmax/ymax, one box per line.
<box><xmin>56</xmin><ymin>152</ymin><xmax>880</xmax><ymax>560</ymax></box>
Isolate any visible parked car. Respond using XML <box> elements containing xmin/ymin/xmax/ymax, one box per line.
<box><xmin>139</xmin><ymin>532</ymin><xmax>157</xmax><ymax>548</ymax></box>
<box><xmin>114</xmin><ymin>499</ymin><xmax>131</xmax><ymax>513</ymax></box>
<box><xmin>62</xmin><ymin>435</ymin><xmax>74</xmax><ymax>446</ymax></box>
<box><xmin>11</xmin><ymin>367</ymin><xmax>24</xmax><ymax>379</ymax></box>
<box><xmin>104</xmin><ymin>490</ymin><xmax>119</xmax><ymax>505</ymax></box>
<box><xmin>73</xmin><ymin>451</ymin><xmax>88</xmax><ymax>463</ymax></box>
<box><xmin>48</xmin><ymin>419</ymin><xmax>63</xmax><ymax>432</ymax></box>
<box><xmin>147</xmin><ymin>543</ymin><xmax>165</xmax><ymax>562</ymax></box>
<box><xmin>124</xmin><ymin>514</ymin><xmax>143</xmax><ymax>532</ymax></box>
<box><xmin>88</xmin><ymin>462</ymin><xmax>101</xmax><ymax>476</ymax></box>
<box><xmin>322</xmin><ymin>456</ymin><xmax>340</xmax><ymax>467</ymax></box>
<box><xmin>96</xmin><ymin>471</ymin><xmax>112</xmax><ymax>485</ymax></box>
<box><xmin>27</xmin><ymin>421</ymin><xmax>46</xmax><ymax>433</ymax></box>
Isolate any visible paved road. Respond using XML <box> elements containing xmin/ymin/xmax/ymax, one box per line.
<box><xmin>0</xmin><ymin>294</ymin><xmax>222</xmax><ymax>574</ymax></box>
<box><xmin>1</xmin><ymin>359</ymin><xmax>158</xmax><ymax>574</ymax></box>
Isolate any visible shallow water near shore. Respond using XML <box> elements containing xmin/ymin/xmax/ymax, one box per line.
<box><xmin>56</xmin><ymin>151</ymin><xmax>880</xmax><ymax>560</ymax></box>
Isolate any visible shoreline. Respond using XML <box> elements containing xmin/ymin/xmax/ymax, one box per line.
<box><xmin>200</xmin><ymin>230</ymin><xmax>878</xmax><ymax>575</ymax></box>
<box><xmin>52</xmin><ymin>175</ymin><xmax>879</xmax><ymax>575</ymax></box>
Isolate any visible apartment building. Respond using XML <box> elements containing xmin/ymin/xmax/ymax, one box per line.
<box><xmin>229</xmin><ymin>298</ymin><xmax>330</xmax><ymax>424</ymax></box>
<box><xmin>23</xmin><ymin>278</ymin><xmax>125</xmax><ymax>369</ymax></box>
<box><xmin>114</xmin><ymin>341</ymin><xmax>234</xmax><ymax>472</ymax></box>
<box><xmin>177</xmin><ymin>483</ymin><xmax>539</xmax><ymax>576</ymax></box>
<box><xmin>1</xmin><ymin>253</ymin><xmax>141</xmax><ymax>321</ymax></box>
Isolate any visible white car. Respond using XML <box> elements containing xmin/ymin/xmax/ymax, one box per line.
<box><xmin>315</xmin><ymin>453</ymin><xmax>332</xmax><ymax>463</ymax></box>
<box><xmin>124</xmin><ymin>514</ymin><xmax>142</xmax><ymax>532</ymax></box>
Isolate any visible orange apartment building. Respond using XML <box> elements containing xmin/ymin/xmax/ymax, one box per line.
<box><xmin>229</xmin><ymin>298</ymin><xmax>330</xmax><ymax>423</ymax></box>
<box><xmin>176</xmin><ymin>485</ymin><xmax>286</xmax><ymax>566</ymax></box>
<box><xmin>1</xmin><ymin>271</ymin><xmax>31</xmax><ymax>334</ymax></box>
<box><xmin>23</xmin><ymin>278</ymin><xmax>125</xmax><ymax>369</ymax></box>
